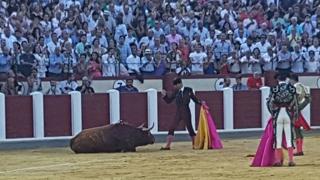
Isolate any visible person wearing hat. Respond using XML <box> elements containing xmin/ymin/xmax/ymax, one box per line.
<box><xmin>76</xmin><ymin>76</ymin><xmax>95</xmax><ymax>94</ymax></box>
<box><xmin>140</xmin><ymin>48</ymin><xmax>156</xmax><ymax>75</ymax></box>
<box><xmin>161</xmin><ymin>77</ymin><xmax>204</xmax><ymax>150</ymax></box>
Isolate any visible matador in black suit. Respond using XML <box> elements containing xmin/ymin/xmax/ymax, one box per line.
<box><xmin>161</xmin><ymin>77</ymin><xmax>203</xmax><ymax>150</ymax></box>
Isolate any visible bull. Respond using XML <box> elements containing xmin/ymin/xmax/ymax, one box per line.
<box><xmin>70</xmin><ymin>121</ymin><xmax>155</xmax><ymax>153</ymax></box>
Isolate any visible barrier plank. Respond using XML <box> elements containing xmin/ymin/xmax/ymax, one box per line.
<box><xmin>6</xmin><ymin>96</ymin><xmax>33</xmax><ymax>138</ymax></box>
<box><xmin>311</xmin><ymin>89</ymin><xmax>320</xmax><ymax>126</ymax></box>
<box><xmin>195</xmin><ymin>91</ymin><xmax>224</xmax><ymax>130</ymax></box>
<box><xmin>82</xmin><ymin>93</ymin><xmax>110</xmax><ymax>129</ymax></box>
<box><xmin>44</xmin><ymin>95</ymin><xmax>72</xmax><ymax>136</ymax></box>
<box><xmin>120</xmin><ymin>93</ymin><xmax>148</xmax><ymax>127</ymax></box>
<box><xmin>233</xmin><ymin>90</ymin><xmax>261</xmax><ymax>129</ymax></box>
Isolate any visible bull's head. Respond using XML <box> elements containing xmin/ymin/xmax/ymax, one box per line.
<box><xmin>135</xmin><ymin>123</ymin><xmax>155</xmax><ymax>146</ymax></box>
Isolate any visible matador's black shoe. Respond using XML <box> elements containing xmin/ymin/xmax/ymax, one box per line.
<box><xmin>160</xmin><ymin>147</ymin><xmax>170</xmax><ymax>150</ymax></box>
<box><xmin>294</xmin><ymin>152</ymin><xmax>304</xmax><ymax>156</ymax></box>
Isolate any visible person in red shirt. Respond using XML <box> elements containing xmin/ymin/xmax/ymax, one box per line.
<box><xmin>247</xmin><ymin>72</ymin><xmax>263</xmax><ymax>90</ymax></box>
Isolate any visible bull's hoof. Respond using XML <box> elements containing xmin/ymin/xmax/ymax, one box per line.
<box><xmin>160</xmin><ymin>147</ymin><xmax>170</xmax><ymax>150</ymax></box>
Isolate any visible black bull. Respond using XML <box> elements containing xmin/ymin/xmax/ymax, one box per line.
<box><xmin>70</xmin><ymin>122</ymin><xmax>155</xmax><ymax>153</ymax></box>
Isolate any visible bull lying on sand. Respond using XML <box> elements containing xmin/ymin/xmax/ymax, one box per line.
<box><xmin>70</xmin><ymin>121</ymin><xmax>155</xmax><ymax>153</ymax></box>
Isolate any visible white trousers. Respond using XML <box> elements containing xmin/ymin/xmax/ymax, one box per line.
<box><xmin>276</xmin><ymin>108</ymin><xmax>293</xmax><ymax>148</ymax></box>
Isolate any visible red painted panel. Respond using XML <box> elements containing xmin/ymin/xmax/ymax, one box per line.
<box><xmin>195</xmin><ymin>91</ymin><xmax>224</xmax><ymax>130</ymax></box>
<box><xmin>234</xmin><ymin>91</ymin><xmax>261</xmax><ymax>129</ymax></box>
<box><xmin>120</xmin><ymin>93</ymin><xmax>148</xmax><ymax>127</ymax></box>
<box><xmin>6</xmin><ymin>96</ymin><xmax>33</xmax><ymax>138</ymax></box>
<box><xmin>311</xmin><ymin>89</ymin><xmax>320</xmax><ymax>126</ymax></box>
<box><xmin>44</xmin><ymin>95</ymin><xmax>72</xmax><ymax>136</ymax></box>
<box><xmin>158</xmin><ymin>92</ymin><xmax>190</xmax><ymax>131</ymax></box>
<box><xmin>82</xmin><ymin>93</ymin><xmax>110</xmax><ymax>129</ymax></box>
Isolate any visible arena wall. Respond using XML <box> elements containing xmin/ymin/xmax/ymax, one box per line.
<box><xmin>0</xmin><ymin>87</ymin><xmax>319</xmax><ymax>142</ymax></box>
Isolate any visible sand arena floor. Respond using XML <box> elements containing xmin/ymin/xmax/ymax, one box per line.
<box><xmin>0</xmin><ymin>136</ymin><xmax>319</xmax><ymax>180</ymax></box>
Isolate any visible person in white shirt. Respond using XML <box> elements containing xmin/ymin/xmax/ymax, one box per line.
<box><xmin>47</xmin><ymin>33</ymin><xmax>60</xmax><ymax>55</ymax></box>
<box><xmin>262</xmin><ymin>47</ymin><xmax>277</xmax><ymax>71</ymax></box>
<box><xmin>240</xmin><ymin>51</ymin><xmax>251</xmax><ymax>74</ymax></box>
<box><xmin>228</xmin><ymin>51</ymin><xmax>241</xmax><ymax>74</ymax></box>
<box><xmin>126</xmin><ymin>43</ymin><xmax>141</xmax><ymax>75</ymax></box>
<box><xmin>304</xmin><ymin>50</ymin><xmax>320</xmax><ymax>73</ymax></box>
<box><xmin>1</xmin><ymin>27</ymin><xmax>16</xmax><ymax>50</ymax></box>
<box><xmin>243</xmin><ymin>13</ymin><xmax>258</xmax><ymax>35</ymax></box>
<box><xmin>195</xmin><ymin>21</ymin><xmax>210</xmax><ymax>45</ymax></box>
<box><xmin>114</xmin><ymin>16</ymin><xmax>128</xmax><ymax>43</ymax></box>
<box><xmin>58</xmin><ymin>74</ymin><xmax>78</xmax><ymax>94</ymax></box>
<box><xmin>250</xmin><ymin>48</ymin><xmax>263</xmax><ymax>74</ymax></box>
<box><xmin>102</xmin><ymin>48</ymin><xmax>117</xmax><ymax>77</ymax></box>
<box><xmin>140</xmin><ymin>49</ymin><xmax>156</xmax><ymax>75</ymax></box>
<box><xmin>291</xmin><ymin>45</ymin><xmax>305</xmax><ymax>73</ymax></box>
<box><xmin>253</xmin><ymin>34</ymin><xmax>271</xmax><ymax>55</ymax></box>
<box><xmin>45</xmin><ymin>80</ymin><xmax>62</xmax><ymax>95</ymax></box>
<box><xmin>189</xmin><ymin>44</ymin><xmax>207</xmax><ymax>74</ymax></box>
<box><xmin>307</xmin><ymin>37</ymin><xmax>320</xmax><ymax>59</ymax></box>
<box><xmin>34</xmin><ymin>44</ymin><xmax>49</xmax><ymax>78</ymax></box>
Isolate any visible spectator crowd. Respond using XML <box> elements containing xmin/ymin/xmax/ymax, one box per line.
<box><xmin>0</xmin><ymin>0</ymin><xmax>320</xmax><ymax>95</ymax></box>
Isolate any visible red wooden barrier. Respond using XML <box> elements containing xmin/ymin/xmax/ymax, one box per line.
<box><xmin>44</xmin><ymin>95</ymin><xmax>72</xmax><ymax>136</ymax></box>
<box><xmin>6</xmin><ymin>96</ymin><xmax>33</xmax><ymax>138</ymax></box>
<box><xmin>82</xmin><ymin>93</ymin><xmax>110</xmax><ymax>129</ymax></box>
<box><xmin>233</xmin><ymin>90</ymin><xmax>261</xmax><ymax>129</ymax></box>
<box><xmin>311</xmin><ymin>89</ymin><xmax>320</xmax><ymax>126</ymax></box>
<box><xmin>120</xmin><ymin>93</ymin><xmax>148</xmax><ymax>127</ymax></box>
<box><xmin>195</xmin><ymin>91</ymin><xmax>224</xmax><ymax>129</ymax></box>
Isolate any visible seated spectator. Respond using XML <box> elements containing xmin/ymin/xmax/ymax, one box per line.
<box><xmin>76</xmin><ymin>76</ymin><xmax>95</xmax><ymax>94</ymax></box>
<box><xmin>59</xmin><ymin>74</ymin><xmax>78</xmax><ymax>94</ymax></box>
<box><xmin>87</xmin><ymin>52</ymin><xmax>102</xmax><ymax>79</ymax></box>
<box><xmin>45</xmin><ymin>81</ymin><xmax>62</xmax><ymax>95</ymax></box>
<box><xmin>223</xmin><ymin>77</ymin><xmax>231</xmax><ymax>88</ymax></box>
<box><xmin>23</xmin><ymin>69</ymin><xmax>42</xmax><ymax>95</ymax></box>
<box><xmin>247</xmin><ymin>72</ymin><xmax>263</xmax><ymax>90</ymax></box>
<box><xmin>116</xmin><ymin>79</ymin><xmax>139</xmax><ymax>93</ymax></box>
<box><xmin>1</xmin><ymin>77</ymin><xmax>18</xmax><ymax>95</ymax></box>
<box><xmin>140</xmin><ymin>49</ymin><xmax>156</xmax><ymax>75</ymax></box>
<box><xmin>154</xmin><ymin>51</ymin><xmax>167</xmax><ymax>76</ymax></box>
<box><xmin>232</xmin><ymin>75</ymin><xmax>248</xmax><ymax>91</ymax></box>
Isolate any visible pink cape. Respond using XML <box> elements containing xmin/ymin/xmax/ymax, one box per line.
<box><xmin>251</xmin><ymin>118</ymin><xmax>275</xmax><ymax>167</ymax></box>
<box><xmin>251</xmin><ymin>117</ymin><xmax>289</xmax><ymax>167</ymax></box>
<box><xmin>205</xmin><ymin>106</ymin><xmax>223</xmax><ymax>149</ymax></box>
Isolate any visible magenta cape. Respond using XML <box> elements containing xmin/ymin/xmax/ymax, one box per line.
<box><xmin>194</xmin><ymin>104</ymin><xmax>223</xmax><ymax>149</ymax></box>
<box><xmin>206</xmin><ymin>106</ymin><xmax>223</xmax><ymax>149</ymax></box>
<box><xmin>251</xmin><ymin>118</ymin><xmax>275</xmax><ymax>167</ymax></box>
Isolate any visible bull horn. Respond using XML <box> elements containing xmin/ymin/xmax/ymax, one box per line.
<box><xmin>137</xmin><ymin>123</ymin><xmax>145</xmax><ymax>129</ymax></box>
<box><xmin>145</xmin><ymin>123</ymin><xmax>154</xmax><ymax>131</ymax></box>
